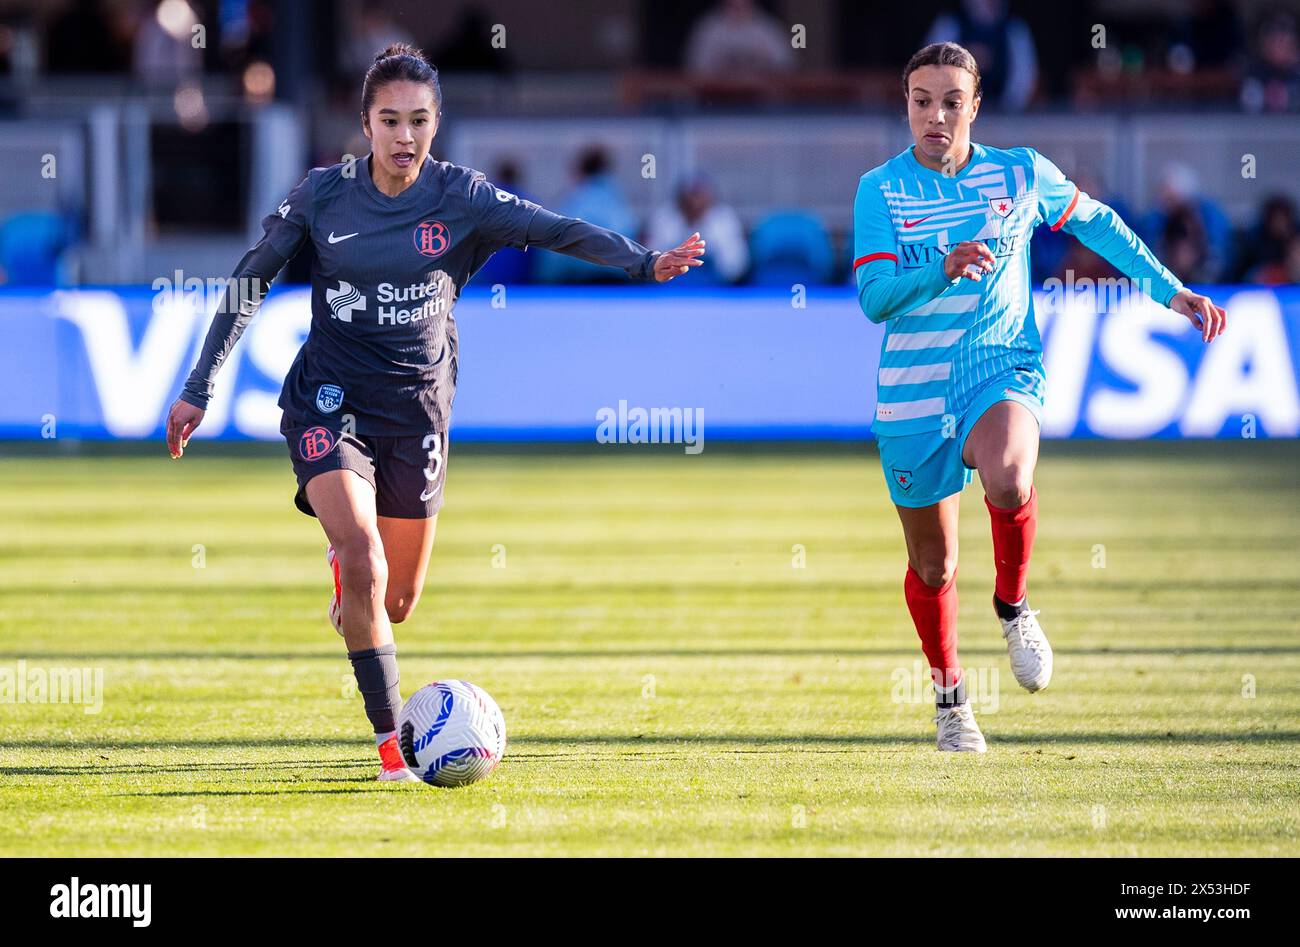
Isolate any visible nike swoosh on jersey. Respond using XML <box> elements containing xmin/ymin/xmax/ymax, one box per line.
<box><xmin>902</xmin><ymin>216</ymin><xmax>934</xmax><ymax>229</ymax></box>
<box><xmin>328</xmin><ymin>232</ymin><xmax>359</xmax><ymax>244</ymax></box>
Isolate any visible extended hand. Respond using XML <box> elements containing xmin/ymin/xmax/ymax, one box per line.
<box><xmin>166</xmin><ymin>399</ymin><xmax>205</xmax><ymax>459</ymax></box>
<box><xmin>1170</xmin><ymin>288</ymin><xmax>1227</xmax><ymax>343</ymax></box>
<box><xmin>653</xmin><ymin>232</ymin><xmax>707</xmax><ymax>282</ymax></box>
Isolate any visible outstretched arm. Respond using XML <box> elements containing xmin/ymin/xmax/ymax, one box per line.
<box><xmin>1035</xmin><ymin>151</ymin><xmax>1226</xmax><ymax>342</ymax></box>
<box><xmin>524</xmin><ymin>209</ymin><xmax>704</xmax><ymax>282</ymax></box>
<box><xmin>469</xmin><ymin>173</ymin><xmax>704</xmax><ymax>282</ymax></box>
<box><xmin>166</xmin><ymin>172</ymin><xmax>313</xmax><ymax>458</ymax></box>
<box><xmin>166</xmin><ymin>243</ymin><xmax>290</xmax><ymax>458</ymax></box>
<box><xmin>178</xmin><ymin>243</ymin><xmax>289</xmax><ymax>412</ymax></box>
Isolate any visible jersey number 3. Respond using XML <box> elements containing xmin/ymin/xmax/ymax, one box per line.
<box><xmin>419</xmin><ymin>432</ymin><xmax>444</xmax><ymax>503</ymax></box>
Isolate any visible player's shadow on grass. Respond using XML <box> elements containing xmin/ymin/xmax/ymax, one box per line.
<box><xmin>1</xmin><ymin>756</ymin><xmax>426</xmax><ymax>793</ymax></box>
<box><xmin>0</xmin><ymin>758</ymin><xmax>368</xmax><ymax>777</ymax></box>
<box><xmin>14</xmin><ymin>577</ymin><xmax>1300</xmax><ymax>596</ymax></box>
<box><xmin>506</xmin><ymin>731</ymin><xmax>1300</xmax><ymax>745</ymax></box>
<box><xmin>4</xmin><ymin>730</ymin><xmax>1300</xmax><ymax>759</ymax></box>
<box><xmin>7</xmin><ymin>645</ymin><xmax>1299</xmax><ymax>662</ymax></box>
<box><xmin>111</xmin><ymin>787</ymin><xmax>421</xmax><ymax>797</ymax></box>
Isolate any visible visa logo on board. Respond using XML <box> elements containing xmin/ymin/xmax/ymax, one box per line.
<box><xmin>32</xmin><ymin>286</ymin><xmax>1300</xmax><ymax>440</ymax></box>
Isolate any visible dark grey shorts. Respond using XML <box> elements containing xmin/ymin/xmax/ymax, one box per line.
<box><xmin>280</xmin><ymin>413</ymin><xmax>448</xmax><ymax>519</ymax></box>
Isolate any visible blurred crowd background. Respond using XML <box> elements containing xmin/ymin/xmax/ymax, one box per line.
<box><xmin>1</xmin><ymin>0</ymin><xmax>1299</xmax><ymax>289</ymax></box>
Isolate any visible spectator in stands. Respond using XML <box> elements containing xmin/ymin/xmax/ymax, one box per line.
<box><xmin>46</xmin><ymin>0</ymin><xmax>131</xmax><ymax>74</ymax></box>
<box><xmin>1173</xmin><ymin>0</ymin><xmax>1244</xmax><ymax>71</ymax></box>
<box><xmin>1161</xmin><ymin>204</ymin><xmax>1214</xmax><ymax>284</ymax></box>
<box><xmin>924</xmin><ymin>0</ymin><xmax>1037</xmax><ymax>110</ymax></box>
<box><xmin>1235</xmin><ymin>195</ymin><xmax>1299</xmax><ymax>284</ymax></box>
<box><xmin>133</xmin><ymin>0</ymin><xmax>203</xmax><ymax>85</ymax></box>
<box><xmin>1283</xmin><ymin>236</ymin><xmax>1300</xmax><ymax>284</ymax></box>
<box><xmin>684</xmin><ymin>0</ymin><xmax>794</xmax><ymax>77</ymax></box>
<box><xmin>1241</xmin><ymin>12</ymin><xmax>1300</xmax><ymax>113</ymax></box>
<box><xmin>644</xmin><ymin>175</ymin><xmax>748</xmax><ymax>284</ymax></box>
<box><xmin>432</xmin><ymin>6</ymin><xmax>513</xmax><ymax>74</ymax></box>
<box><xmin>227</xmin><ymin>0</ymin><xmax>276</xmax><ymax>74</ymax></box>
<box><xmin>535</xmin><ymin>146</ymin><xmax>640</xmax><ymax>283</ymax></box>
<box><xmin>1140</xmin><ymin>163</ymin><xmax>1232</xmax><ymax>282</ymax></box>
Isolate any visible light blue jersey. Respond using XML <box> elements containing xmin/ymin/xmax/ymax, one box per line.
<box><xmin>853</xmin><ymin>142</ymin><xmax>1184</xmax><ymax>437</ymax></box>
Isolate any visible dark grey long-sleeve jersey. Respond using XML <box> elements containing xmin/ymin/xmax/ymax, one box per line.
<box><xmin>179</xmin><ymin>155</ymin><xmax>661</xmax><ymax>435</ymax></box>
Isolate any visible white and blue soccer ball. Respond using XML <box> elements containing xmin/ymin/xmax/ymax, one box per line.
<box><xmin>398</xmin><ymin>680</ymin><xmax>506</xmax><ymax>787</ymax></box>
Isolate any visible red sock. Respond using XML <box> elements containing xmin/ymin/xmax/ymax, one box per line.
<box><xmin>904</xmin><ymin>565</ymin><xmax>961</xmax><ymax>691</ymax></box>
<box><xmin>986</xmin><ymin>486</ymin><xmax>1038</xmax><ymax>605</ymax></box>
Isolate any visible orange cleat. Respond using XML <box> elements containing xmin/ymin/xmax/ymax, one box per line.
<box><xmin>326</xmin><ymin>545</ymin><xmax>343</xmax><ymax>637</ymax></box>
<box><xmin>376</xmin><ymin>734</ymin><xmax>420</xmax><ymax>783</ymax></box>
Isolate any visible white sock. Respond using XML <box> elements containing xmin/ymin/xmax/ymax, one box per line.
<box><xmin>375</xmin><ymin>729</ymin><xmax>396</xmax><ymax>747</ymax></box>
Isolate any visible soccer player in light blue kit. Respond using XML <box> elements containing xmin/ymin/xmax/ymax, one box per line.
<box><xmin>854</xmin><ymin>43</ymin><xmax>1228</xmax><ymax>751</ymax></box>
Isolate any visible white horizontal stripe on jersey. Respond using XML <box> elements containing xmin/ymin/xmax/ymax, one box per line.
<box><xmin>876</xmin><ymin>397</ymin><xmax>947</xmax><ymax>422</ymax></box>
<box><xmin>883</xmin><ymin>194</ymin><xmax>988</xmax><ymax>212</ymax></box>
<box><xmin>885</xmin><ymin>328</ymin><xmax>966</xmax><ymax>351</ymax></box>
<box><xmin>897</xmin><ymin>215</ymin><xmax>992</xmax><ymax>239</ymax></box>
<box><xmin>878</xmin><ymin>362</ymin><xmax>951</xmax><ymax>386</ymax></box>
<box><xmin>904</xmin><ymin>295</ymin><xmax>979</xmax><ymax>316</ymax></box>
<box><xmin>890</xmin><ymin>209</ymin><xmax>991</xmax><ymax>229</ymax></box>
<box><xmin>962</xmin><ymin>173</ymin><xmax>1010</xmax><ymax>190</ymax></box>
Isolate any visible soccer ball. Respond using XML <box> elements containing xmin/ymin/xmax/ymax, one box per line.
<box><xmin>397</xmin><ymin>680</ymin><xmax>506</xmax><ymax>787</ymax></box>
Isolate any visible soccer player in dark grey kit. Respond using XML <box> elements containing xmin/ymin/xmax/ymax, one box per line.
<box><xmin>164</xmin><ymin>44</ymin><xmax>706</xmax><ymax>782</ymax></box>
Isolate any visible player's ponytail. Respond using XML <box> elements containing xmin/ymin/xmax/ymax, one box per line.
<box><xmin>361</xmin><ymin>43</ymin><xmax>442</xmax><ymax>118</ymax></box>
<box><xmin>902</xmin><ymin>42</ymin><xmax>982</xmax><ymax>99</ymax></box>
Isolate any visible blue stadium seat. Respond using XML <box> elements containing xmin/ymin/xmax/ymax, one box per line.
<box><xmin>1</xmin><ymin>212</ymin><xmax>73</xmax><ymax>286</ymax></box>
<box><xmin>748</xmin><ymin>211</ymin><xmax>834</xmax><ymax>285</ymax></box>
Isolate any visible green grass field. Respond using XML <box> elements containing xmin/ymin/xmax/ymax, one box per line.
<box><xmin>1</xmin><ymin>440</ymin><xmax>1297</xmax><ymax>856</ymax></box>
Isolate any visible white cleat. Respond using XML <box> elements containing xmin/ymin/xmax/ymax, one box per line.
<box><xmin>326</xmin><ymin>545</ymin><xmax>343</xmax><ymax>637</ymax></box>
<box><xmin>934</xmin><ymin>700</ymin><xmax>987</xmax><ymax>752</ymax></box>
<box><xmin>376</xmin><ymin>766</ymin><xmax>421</xmax><ymax>783</ymax></box>
<box><xmin>999</xmin><ymin>605</ymin><xmax>1052</xmax><ymax>692</ymax></box>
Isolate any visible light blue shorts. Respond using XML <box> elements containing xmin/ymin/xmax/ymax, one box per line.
<box><xmin>876</xmin><ymin>368</ymin><xmax>1044</xmax><ymax>508</ymax></box>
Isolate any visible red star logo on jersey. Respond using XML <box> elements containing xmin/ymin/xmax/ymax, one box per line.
<box><xmin>988</xmin><ymin>197</ymin><xmax>1014</xmax><ymax>219</ymax></box>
